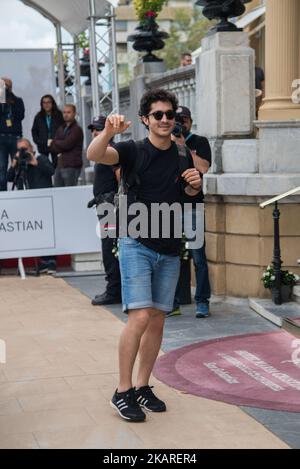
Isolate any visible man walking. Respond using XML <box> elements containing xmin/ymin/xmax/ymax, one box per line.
<box><xmin>87</xmin><ymin>89</ymin><xmax>201</xmax><ymax>422</ymax></box>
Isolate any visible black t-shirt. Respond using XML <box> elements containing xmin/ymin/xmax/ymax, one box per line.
<box><xmin>114</xmin><ymin>138</ymin><xmax>195</xmax><ymax>256</ymax></box>
<box><xmin>182</xmin><ymin>133</ymin><xmax>211</xmax><ymax>205</ymax></box>
<box><xmin>93</xmin><ymin>163</ymin><xmax>118</xmax><ymax>197</ymax></box>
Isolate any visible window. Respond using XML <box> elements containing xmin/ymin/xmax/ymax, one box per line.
<box><xmin>116</xmin><ymin>21</ymin><xmax>128</xmax><ymax>32</ymax></box>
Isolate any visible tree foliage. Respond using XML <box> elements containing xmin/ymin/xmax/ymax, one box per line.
<box><xmin>158</xmin><ymin>8</ymin><xmax>212</xmax><ymax>69</ymax></box>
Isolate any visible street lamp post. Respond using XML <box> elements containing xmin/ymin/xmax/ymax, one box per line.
<box><xmin>272</xmin><ymin>202</ymin><xmax>283</xmax><ymax>305</ymax></box>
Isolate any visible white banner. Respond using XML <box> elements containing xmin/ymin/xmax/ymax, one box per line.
<box><xmin>0</xmin><ymin>186</ymin><xmax>100</xmax><ymax>260</ymax></box>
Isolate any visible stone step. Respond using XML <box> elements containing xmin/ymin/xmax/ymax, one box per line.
<box><xmin>282</xmin><ymin>317</ymin><xmax>300</xmax><ymax>339</ymax></box>
<box><xmin>72</xmin><ymin>252</ymin><xmax>102</xmax><ymax>262</ymax></box>
<box><xmin>249</xmin><ymin>298</ymin><xmax>300</xmax><ymax>327</ymax></box>
<box><xmin>293</xmin><ymin>285</ymin><xmax>300</xmax><ymax>305</ymax></box>
<box><xmin>71</xmin><ymin>260</ymin><xmax>103</xmax><ymax>272</ymax></box>
<box><xmin>71</xmin><ymin>252</ymin><xmax>104</xmax><ymax>273</ymax></box>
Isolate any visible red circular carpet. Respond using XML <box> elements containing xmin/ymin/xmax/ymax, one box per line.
<box><xmin>153</xmin><ymin>331</ymin><xmax>300</xmax><ymax>412</ymax></box>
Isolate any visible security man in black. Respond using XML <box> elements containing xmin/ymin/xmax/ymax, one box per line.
<box><xmin>88</xmin><ymin>116</ymin><xmax>121</xmax><ymax>306</ymax></box>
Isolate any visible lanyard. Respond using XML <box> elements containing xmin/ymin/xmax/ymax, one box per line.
<box><xmin>185</xmin><ymin>132</ymin><xmax>193</xmax><ymax>144</ymax></box>
<box><xmin>1</xmin><ymin>103</ymin><xmax>12</xmax><ymax>118</ymax></box>
<box><xmin>46</xmin><ymin>115</ymin><xmax>52</xmax><ymax>137</ymax></box>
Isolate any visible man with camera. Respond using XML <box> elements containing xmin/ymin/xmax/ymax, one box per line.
<box><xmin>88</xmin><ymin>116</ymin><xmax>121</xmax><ymax>306</ymax></box>
<box><xmin>170</xmin><ymin>105</ymin><xmax>212</xmax><ymax>318</ymax></box>
<box><xmin>0</xmin><ymin>78</ymin><xmax>25</xmax><ymax>191</ymax></box>
<box><xmin>7</xmin><ymin>138</ymin><xmax>56</xmax><ymax>273</ymax></box>
<box><xmin>7</xmin><ymin>138</ymin><xmax>54</xmax><ymax>190</ymax></box>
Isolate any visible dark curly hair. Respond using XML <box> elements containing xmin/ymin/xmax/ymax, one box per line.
<box><xmin>139</xmin><ymin>88</ymin><xmax>178</xmax><ymax>117</ymax></box>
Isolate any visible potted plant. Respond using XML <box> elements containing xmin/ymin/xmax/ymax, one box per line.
<box><xmin>77</xmin><ymin>32</ymin><xmax>104</xmax><ymax>85</ymax></box>
<box><xmin>128</xmin><ymin>0</ymin><xmax>169</xmax><ymax>62</ymax></box>
<box><xmin>262</xmin><ymin>265</ymin><xmax>299</xmax><ymax>303</ymax></box>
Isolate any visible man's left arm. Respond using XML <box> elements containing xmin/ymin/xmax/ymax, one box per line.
<box><xmin>191</xmin><ymin>152</ymin><xmax>210</xmax><ymax>174</ymax></box>
<box><xmin>171</xmin><ymin>137</ymin><xmax>201</xmax><ymax>196</ymax></box>
<box><xmin>182</xmin><ymin>154</ymin><xmax>202</xmax><ymax>196</ymax></box>
<box><xmin>183</xmin><ymin>167</ymin><xmax>202</xmax><ymax>196</ymax></box>
<box><xmin>190</xmin><ymin>136</ymin><xmax>211</xmax><ymax>175</ymax></box>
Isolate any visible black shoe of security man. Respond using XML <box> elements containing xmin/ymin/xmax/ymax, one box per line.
<box><xmin>91</xmin><ymin>292</ymin><xmax>121</xmax><ymax>306</ymax></box>
<box><xmin>135</xmin><ymin>386</ymin><xmax>167</xmax><ymax>412</ymax></box>
<box><xmin>37</xmin><ymin>260</ymin><xmax>56</xmax><ymax>275</ymax></box>
<box><xmin>110</xmin><ymin>388</ymin><xmax>146</xmax><ymax>422</ymax></box>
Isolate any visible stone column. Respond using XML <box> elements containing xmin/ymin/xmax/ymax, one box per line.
<box><xmin>259</xmin><ymin>0</ymin><xmax>300</xmax><ymax>120</ymax></box>
<box><xmin>196</xmin><ymin>32</ymin><xmax>255</xmax><ymax>139</ymax></box>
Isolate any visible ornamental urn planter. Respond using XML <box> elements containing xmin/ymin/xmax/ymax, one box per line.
<box><xmin>196</xmin><ymin>0</ymin><xmax>253</xmax><ymax>34</ymax></box>
<box><xmin>128</xmin><ymin>16</ymin><xmax>169</xmax><ymax>63</ymax></box>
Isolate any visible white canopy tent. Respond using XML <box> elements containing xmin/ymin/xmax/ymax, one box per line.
<box><xmin>20</xmin><ymin>0</ymin><xmax>120</xmax><ymax>117</ymax></box>
<box><xmin>21</xmin><ymin>0</ymin><xmax>119</xmax><ymax>36</ymax></box>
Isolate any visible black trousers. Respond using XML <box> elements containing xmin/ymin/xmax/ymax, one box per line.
<box><xmin>0</xmin><ymin>135</ymin><xmax>17</xmax><ymax>191</ymax></box>
<box><xmin>101</xmin><ymin>235</ymin><xmax>121</xmax><ymax>298</ymax></box>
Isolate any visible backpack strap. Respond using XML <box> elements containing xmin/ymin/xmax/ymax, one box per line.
<box><xmin>120</xmin><ymin>139</ymin><xmax>146</xmax><ymax>194</ymax></box>
<box><xmin>175</xmin><ymin>143</ymin><xmax>193</xmax><ymax>196</ymax></box>
<box><xmin>176</xmin><ymin>143</ymin><xmax>191</xmax><ymax>174</ymax></box>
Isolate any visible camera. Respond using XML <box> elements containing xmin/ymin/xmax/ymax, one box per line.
<box><xmin>172</xmin><ymin>114</ymin><xmax>188</xmax><ymax>138</ymax></box>
<box><xmin>14</xmin><ymin>148</ymin><xmax>32</xmax><ymax>169</ymax></box>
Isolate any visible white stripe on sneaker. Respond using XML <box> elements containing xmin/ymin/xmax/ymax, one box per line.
<box><xmin>119</xmin><ymin>404</ymin><xmax>128</xmax><ymax>411</ymax></box>
<box><xmin>110</xmin><ymin>401</ymin><xmax>130</xmax><ymax>420</ymax></box>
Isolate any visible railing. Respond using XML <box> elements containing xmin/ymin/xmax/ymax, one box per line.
<box><xmin>260</xmin><ymin>186</ymin><xmax>300</xmax><ymax>305</ymax></box>
<box><xmin>146</xmin><ymin>65</ymin><xmax>197</xmax><ymax>132</ymax></box>
<box><xmin>100</xmin><ymin>65</ymin><xmax>196</xmax><ymax>138</ymax></box>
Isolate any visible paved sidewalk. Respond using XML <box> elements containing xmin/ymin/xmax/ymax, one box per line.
<box><xmin>0</xmin><ymin>276</ymin><xmax>289</xmax><ymax>449</ymax></box>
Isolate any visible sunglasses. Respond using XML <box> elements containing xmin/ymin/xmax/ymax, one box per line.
<box><xmin>148</xmin><ymin>110</ymin><xmax>176</xmax><ymax>121</ymax></box>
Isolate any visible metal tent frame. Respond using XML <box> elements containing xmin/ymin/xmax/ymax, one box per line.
<box><xmin>20</xmin><ymin>0</ymin><xmax>120</xmax><ymax>118</ymax></box>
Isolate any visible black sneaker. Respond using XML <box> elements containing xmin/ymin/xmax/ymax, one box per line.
<box><xmin>110</xmin><ymin>388</ymin><xmax>146</xmax><ymax>422</ymax></box>
<box><xmin>37</xmin><ymin>261</ymin><xmax>49</xmax><ymax>274</ymax></box>
<box><xmin>47</xmin><ymin>261</ymin><xmax>57</xmax><ymax>275</ymax></box>
<box><xmin>135</xmin><ymin>386</ymin><xmax>166</xmax><ymax>412</ymax></box>
<box><xmin>37</xmin><ymin>260</ymin><xmax>56</xmax><ymax>275</ymax></box>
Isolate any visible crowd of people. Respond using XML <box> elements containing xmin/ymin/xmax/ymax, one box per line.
<box><xmin>0</xmin><ymin>77</ymin><xmax>84</xmax><ymax>194</ymax></box>
<box><xmin>0</xmin><ymin>77</ymin><xmax>84</xmax><ymax>273</ymax></box>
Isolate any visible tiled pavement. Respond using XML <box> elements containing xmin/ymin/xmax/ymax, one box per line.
<box><xmin>0</xmin><ymin>275</ymin><xmax>290</xmax><ymax>449</ymax></box>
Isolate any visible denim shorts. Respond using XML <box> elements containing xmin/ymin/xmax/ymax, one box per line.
<box><xmin>118</xmin><ymin>237</ymin><xmax>180</xmax><ymax>313</ymax></box>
